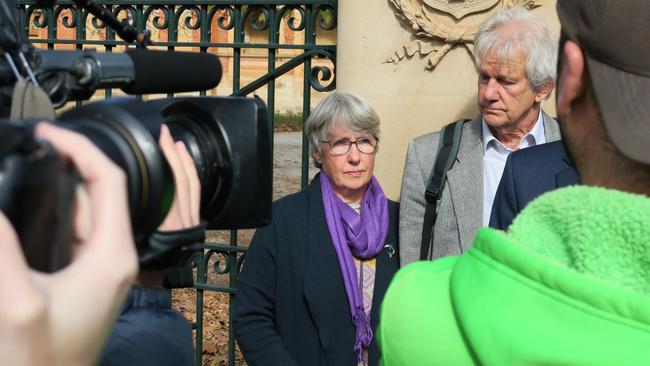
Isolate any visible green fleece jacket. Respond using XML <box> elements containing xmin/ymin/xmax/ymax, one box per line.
<box><xmin>380</xmin><ymin>186</ymin><xmax>650</xmax><ymax>365</ymax></box>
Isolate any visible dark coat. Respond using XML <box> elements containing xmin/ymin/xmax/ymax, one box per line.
<box><xmin>100</xmin><ymin>287</ymin><xmax>194</xmax><ymax>366</ymax></box>
<box><xmin>233</xmin><ymin>175</ymin><xmax>400</xmax><ymax>366</ymax></box>
<box><xmin>489</xmin><ymin>140</ymin><xmax>580</xmax><ymax>230</ymax></box>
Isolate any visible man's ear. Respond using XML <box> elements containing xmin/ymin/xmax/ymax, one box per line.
<box><xmin>534</xmin><ymin>79</ymin><xmax>554</xmax><ymax>102</ymax></box>
<box><xmin>557</xmin><ymin>40</ymin><xmax>587</xmax><ymax>116</ymax></box>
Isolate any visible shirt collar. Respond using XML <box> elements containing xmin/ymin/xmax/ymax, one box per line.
<box><xmin>481</xmin><ymin>110</ymin><xmax>546</xmax><ymax>154</ymax></box>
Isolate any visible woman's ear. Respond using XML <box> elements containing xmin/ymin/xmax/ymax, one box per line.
<box><xmin>312</xmin><ymin>150</ymin><xmax>321</xmax><ymax>166</ymax></box>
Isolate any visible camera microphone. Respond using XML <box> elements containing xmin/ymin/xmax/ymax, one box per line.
<box><xmin>37</xmin><ymin>49</ymin><xmax>222</xmax><ymax>104</ymax></box>
<box><xmin>122</xmin><ymin>49</ymin><xmax>222</xmax><ymax>94</ymax></box>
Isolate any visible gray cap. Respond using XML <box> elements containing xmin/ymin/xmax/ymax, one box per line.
<box><xmin>557</xmin><ymin>0</ymin><xmax>650</xmax><ymax>164</ymax></box>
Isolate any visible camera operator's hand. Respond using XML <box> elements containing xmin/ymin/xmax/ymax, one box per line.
<box><xmin>0</xmin><ymin>123</ymin><xmax>138</xmax><ymax>366</ymax></box>
<box><xmin>158</xmin><ymin>124</ymin><xmax>201</xmax><ymax>231</ymax></box>
<box><xmin>134</xmin><ymin>124</ymin><xmax>202</xmax><ymax>288</ymax></box>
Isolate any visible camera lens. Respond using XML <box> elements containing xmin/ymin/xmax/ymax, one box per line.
<box><xmin>57</xmin><ymin>95</ymin><xmax>272</xmax><ymax>243</ymax></box>
<box><xmin>154</xmin><ymin>99</ymin><xmax>230</xmax><ymax>225</ymax></box>
<box><xmin>150</xmin><ymin>96</ymin><xmax>272</xmax><ymax>230</ymax></box>
<box><xmin>58</xmin><ymin>98</ymin><xmax>173</xmax><ymax>245</ymax></box>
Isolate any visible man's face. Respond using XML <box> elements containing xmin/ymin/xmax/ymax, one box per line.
<box><xmin>477</xmin><ymin>50</ymin><xmax>548</xmax><ymax>129</ymax></box>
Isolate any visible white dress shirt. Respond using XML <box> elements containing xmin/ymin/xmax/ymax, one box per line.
<box><xmin>482</xmin><ymin>111</ymin><xmax>546</xmax><ymax>226</ymax></box>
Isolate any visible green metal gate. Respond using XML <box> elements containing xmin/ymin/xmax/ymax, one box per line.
<box><xmin>16</xmin><ymin>1</ymin><xmax>336</xmax><ymax>364</ymax></box>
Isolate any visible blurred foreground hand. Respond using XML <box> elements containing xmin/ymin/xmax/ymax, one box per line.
<box><xmin>0</xmin><ymin>122</ymin><xmax>138</xmax><ymax>366</ymax></box>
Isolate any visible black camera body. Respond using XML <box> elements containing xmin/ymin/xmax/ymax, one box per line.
<box><xmin>0</xmin><ymin>1</ymin><xmax>272</xmax><ymax>273</ymax></box>
<box><xmin>0</xmin><ymin>121</ymin><xmax>78</xmax><ymax>272</ymax></box>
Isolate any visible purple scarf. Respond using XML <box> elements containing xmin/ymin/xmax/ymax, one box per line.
<box><xmin>320</xmin><ymin>172</ymin><xmax>389</xmax><ymax>363</ymax></box>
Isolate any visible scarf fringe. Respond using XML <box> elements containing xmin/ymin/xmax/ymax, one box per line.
<box><xmin>353</xmin><ymin>309</ymin><xmax>373</xmax><ymax>363</ymax></box>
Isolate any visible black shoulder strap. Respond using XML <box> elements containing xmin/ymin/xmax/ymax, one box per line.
<box><xmin>419</xmin><ymin>119</ymin><xmax>468</xmax><ymax>260</ymax></box>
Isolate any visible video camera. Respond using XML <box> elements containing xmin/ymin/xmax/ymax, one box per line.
<box><xmin>0</xmin><ymin>0</ymin><xmax>272</xmax><ymax>273</ymax></box>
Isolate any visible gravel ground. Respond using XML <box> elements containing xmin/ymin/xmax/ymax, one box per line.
<box><xmin>271</xmin><ymin>131</ymin><xmax>319</xmax><ymax>201</ymax></box>
<box><xmin>173</xmin><ymin>131</ymin><xmax>318</xmax><ymax>366</ymax></box>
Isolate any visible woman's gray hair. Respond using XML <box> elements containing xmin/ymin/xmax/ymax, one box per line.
<box><xmin>474</xmin><ymin>8</ymin><xmax>557</xmax><ymax>92</ymax></box>
<box><xmin>305</xmin><ymin>92</ymin><xmax>381</xmax><ymax>158</ymax></box>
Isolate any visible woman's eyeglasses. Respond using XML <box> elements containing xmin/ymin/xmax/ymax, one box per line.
<box><xmin>320</xmin><ymin>137</ymin><xmax>378</xmax><ymax>156</ymax></box>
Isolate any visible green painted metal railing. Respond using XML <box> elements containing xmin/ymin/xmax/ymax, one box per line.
<box><xmin>15</xmin><ymin>1</ymin><xmax>336</xmax><ymax>364</ymax></box>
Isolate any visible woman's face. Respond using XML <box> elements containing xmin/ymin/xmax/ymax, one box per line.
<box><xmin>313</xmin><ymin>123</ymin><xmax>377</xmax><ymax>204</ymax></box>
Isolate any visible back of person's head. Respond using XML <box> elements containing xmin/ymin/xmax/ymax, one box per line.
<box><xmin>474</xmin><ymin>7</ymin><xmax>556</xmax><ymax>92</ymax></box>
<box><xmin>557</xmin><ymin>0</ymin><xmax>650</xmax><ymax>188</ymax></box>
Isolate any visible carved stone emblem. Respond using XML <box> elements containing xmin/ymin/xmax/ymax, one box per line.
<box><xmin>423</xmin><ymin>0</ymin><xmax>501</xmax><ymax>20</ymax></box>
<box><xmin>387</xmin><ymin>0</ymin><xmax>543</xmax><ymax>70</ymax></box>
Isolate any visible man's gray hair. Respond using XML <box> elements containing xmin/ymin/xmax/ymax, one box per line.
<box><xmin>305</xmin><ymin>92</ymin><xmax>381</xmax><ymax>157</ymax></box>
<box><xmin>474</xmin><ymin>8</ymin><xmax>557</xmax><ymax>92</ymax></box>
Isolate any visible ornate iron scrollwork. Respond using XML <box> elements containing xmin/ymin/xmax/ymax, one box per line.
<box><xmin>242</xmin><ymin>5</ymin><xmax>270</xmax><ymax>33</ymax></box>
<box><xmin>55</xmin><ymin>5</ymin><xmax>76</xmax><ymax>29</ymax></box>
<box><xmin>144</xmin><ymin>5</ymin><xmax>169</xmax><ymax>30</ymax></box>
<box><xmin>208</xmin><ymin>6</ymin><xmax>235</xmax><ymax>32</ymax></box>
<box><xmin>314</xmin><ymin>4</ymin><xmax>336</xmax><ymax>31</ymax></box>
<box><xmin>27</xmin><ymin>6</ymin><xmax>48</xmax><ymax>29</ymax></box>
<box><xmin>279</xmin><ymin>5</ymin><xmax>305</xmax><ymax>32</ymax></box>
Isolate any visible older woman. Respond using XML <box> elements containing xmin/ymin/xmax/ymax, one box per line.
<box><xmin>234</xmin><ymin>92</ymin><xmax>399</xmax><ymax>366</ymax></box>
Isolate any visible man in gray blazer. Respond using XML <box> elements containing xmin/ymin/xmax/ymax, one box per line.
<box><xmin>400</xmin><ymin>9</ymin><xmax>561</xmax><ymax>265</ymax></box>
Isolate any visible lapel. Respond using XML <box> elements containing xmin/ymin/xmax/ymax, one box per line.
<box><xmin>541</xmin><ymin>110</ymin><xmax>562</xmax><ymax>142</ymax></box>
<box><xmin>302</xmin><ymin>175</ymin><xmax>349</xmax><ymax>350</ymax></box>
<box><xmin>542</xmin><ymin>110</ymin><xmax>562</xmax><ymax>142</ymax></box>
<box><xmin>302</xmin><ymin>175</ymin><xmax>356</xmax><ymax>364</ymax></box>
<box><xmin>370</xmin><ymin>201</ymin><xmax>398</xmax><ymax>321</ymax></box>
<box><xmin>446</xmin><ymin>117</ymin><xmax>484</xmax><ymax>251</ymax></box>
<box><xmin>367</xmin><ymin>205</ymin><xmax>399</xmax><ymax>365</ymax></box>
<box><xmin>556</xmin><ymin>156</ymin><xmax>580</xmax><ymax>188</ymax></box>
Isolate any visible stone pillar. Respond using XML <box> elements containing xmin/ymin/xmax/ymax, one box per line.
<box><xmin>337</xmin><ymin>0</ymin><xmax>559</xmax><ymax>199</ymax></box>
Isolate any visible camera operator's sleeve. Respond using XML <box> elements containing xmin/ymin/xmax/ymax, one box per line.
<box><xmin>233</xmin><ymin>221</ymin><xmax>298</xmax><ymax>366</ymax></box>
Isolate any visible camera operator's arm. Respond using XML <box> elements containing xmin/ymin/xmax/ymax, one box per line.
<box><xmin>133</xmin><ymin>124</ymin><xmax>201</xmax><ymax>290</ymax></box>
<box><xmin>99</xmin><ymin>124</ymin><xmax>200</xmax><ymax>366</ymax></box>
<box><xmin>0</xmin><ymin>123</ymin><xmax>138</xmax><ymax>366</ymax></box>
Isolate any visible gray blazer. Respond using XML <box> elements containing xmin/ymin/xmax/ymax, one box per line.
<box><xmin>399</xmin><ymin>112</ymin><xmax>561</xmax><ymax>265</ymax></box>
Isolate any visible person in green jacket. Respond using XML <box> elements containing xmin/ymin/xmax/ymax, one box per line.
<box><xmin>380</xmin><ymin>1</ymin><xmax>650</xmax><ymax>365</ymax></box>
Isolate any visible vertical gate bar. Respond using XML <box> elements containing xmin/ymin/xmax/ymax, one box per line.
<box><xmin>75</xmin><ymin>4</ymin><xmax>82</xmax><ymax>50</ymax></box>
<box><xmin>104</xmin><ymin>4</ymin><xmax>113</xmax><ymax>100</ymax></box>
<box><xmin>195</xmin><ymin>250</ymin><xmax>208</xmax><ymax>366</ymax></box>
<box><xmin>47</xmin><ymin>5</ymin><xmax>54</xmax><ymax>50</ymax></box>
<box><xmin>79</xmin><ymin>4</ymin><xmax>87</xmax><ymax>50</ymax></box>
<box><xmin>75</xmin><ymin>3</ymin><xmax>83</xmax><ymax>107</ymax></box>
<box><xmin>268</xmin><ymin>5</ymin><xmax>277</xmax><ymax>151</ymax></box>
<box><xmin>195</xmin><ymin>4</ymin><xmax>207</xmax><ymax>364</ymax></box>
<box><xmin>233</xmin><ymin>4</ymin><xmax>242</xmax><ymax>93</ymax></box>
<box><xmin>199</xmin><ymin>4</ymin><xmax>208</xmax><ymax>97</ymax></box>
<box><xmin>301</xmin><ymin>4</ymin><xmax>314</xmax><ymax>189</ymax></box>
<box><xmin>228</xmin><ymin>230</ymin><xmax>236</xmax><ymax>366</ymax></box>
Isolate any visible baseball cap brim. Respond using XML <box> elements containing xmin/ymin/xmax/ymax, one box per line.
<box><xmin>586</xmin><ymin>55</ymin><xmax>650</xmax><ymax>164</ymax></box>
